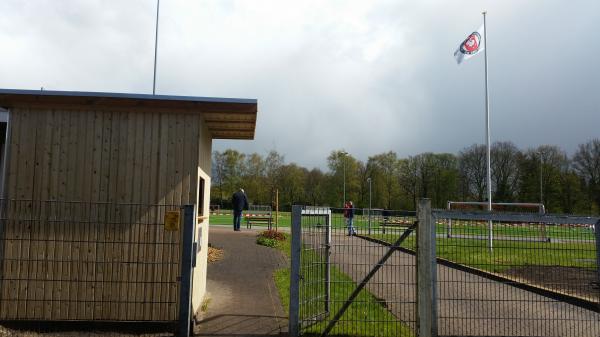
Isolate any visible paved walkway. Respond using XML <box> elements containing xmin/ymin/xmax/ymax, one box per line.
<box><xmin>195</xmin><ymin>227</ymin><xmax>288</xmax><ymax>337</ymax></box>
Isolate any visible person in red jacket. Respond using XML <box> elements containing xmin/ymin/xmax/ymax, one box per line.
<box><xmin>343</xmin><ymin>201</ymin><xmax>356</xmax><ymax>236</ymax></box>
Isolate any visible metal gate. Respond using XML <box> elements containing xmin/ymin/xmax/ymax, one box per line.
<box><xmin>290</xmin><ymin>200</ymin><xmax>600</xmax><ymax>337</ymax></box>
<box><xmin>289</xmin><ymin>204</ymin><xmax>428</xmax><ymax>337</ymax></box>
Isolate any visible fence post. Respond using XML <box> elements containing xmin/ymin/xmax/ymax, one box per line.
<box><xmin>325</xmin><ymin>210</ymin><xmax>331</xmax><ymax>313</ymax></box>
<box><xmin>595</xmin><ymin>220</ymin><xmax>600</xmax><ymax>296</ymax></box>
<box><xmin>289</xmin><ymin>205</ymin><xmax>302</xmax><ymax>337</ymax></box>
<box><xmin>179</xmin><ymin>205</ymin><xmax>196</xmax><ymax>337</ymax></box>
<box><xmin>417</xmin><ymin>199</ymin><xmax>438</xmax><ymax>337</ymax></box>
<box><xmin>446</xmin><ymin>201</ymin><xmax>452</xmax><ymax>238</ymax></box>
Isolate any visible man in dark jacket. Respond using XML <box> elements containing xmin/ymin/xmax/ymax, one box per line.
<box><xmin>231</xmin><ymin>188</ymin><xmax>248</xmax><ymax>231</ymax></box>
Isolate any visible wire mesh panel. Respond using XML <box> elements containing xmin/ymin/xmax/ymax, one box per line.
<box><xmin>0</xmin><ymin>199</ymin><xmax>184</xmax><ymax>322</ymax></box>
<box><xmin>433</xmin><ymin>210</ymin><xmax>600</xmax><ymax>337</ymax></box>
<box><xmin>297</xmin><ymin>207</ymin><xmax>330</xmax><ymax>332</ymax></box>
<box><xmin>294</xmin><ymin>206</ymin><xmax>417</xmax><ymax>337</ymax></box>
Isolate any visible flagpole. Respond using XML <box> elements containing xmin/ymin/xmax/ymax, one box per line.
<box><xmin>483</xmin><ymin>11</ymin><xmax>493</xmax><ymax>252</ymax></box>
<box><xmin>152</xmin><ymin>0</ymin><xmax>160</xmax><ymax>95</ymax></box>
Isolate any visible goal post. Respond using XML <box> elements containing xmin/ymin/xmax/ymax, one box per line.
<box><xmin>447</xmin><ymin>201</ymin><xmax>545</xmax><ymax>214</ymax></box>
<box><xmin>445</xmin><ymin>201</ymin><xmax>546</xmax><ymax>243</ymax></box>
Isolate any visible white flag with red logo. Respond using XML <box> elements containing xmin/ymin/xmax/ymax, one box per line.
<box><xmin>454</xmin><ymin>25</ymin><xmax>485</xmax><ymax>64</ymax></box>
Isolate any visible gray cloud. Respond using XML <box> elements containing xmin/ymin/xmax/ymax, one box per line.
<box><xmin>0</xmin><ymin>0</ymin><xmax>598</xmax><ymax>169</ymax></box>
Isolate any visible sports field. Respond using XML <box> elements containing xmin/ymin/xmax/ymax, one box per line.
<box><xmin>360</xmin><ymin>217</ymin><xmax>595</xmax><ymax>269</ymax></box>
<box><xmin>209</xmin><ymin>211</ymin><xmax>596</xmax><ymax>242</ymax></box>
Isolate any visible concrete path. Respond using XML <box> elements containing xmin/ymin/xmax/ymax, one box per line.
<box><xmin>195</xmin><ymin>227</ymin><xmax>288</xmax><ymax>337</ymax></box>
<box><xmin>327</xmin><ymin>233</ymin><xmax>600</xmax><ymax>337</ymax></box>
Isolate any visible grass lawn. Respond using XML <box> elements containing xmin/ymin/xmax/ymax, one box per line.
<box><xmin>266</xmin><ymin>231</ymin><xmax>414</xmax><ymax>337</ymax></box>
<box><xmin>348</xmin><ymin>217</ymin><xmax>594</xmax><ymax>241</ymax></box>
<box><xmin>367</xmin><ymin>230</ymin><xmax>596</xmax><ymax>274</ymax></box>
<box><xmin>438</xmin><ymin>221</ymin><xmax>595</xmax><ymax>241</ymax></box>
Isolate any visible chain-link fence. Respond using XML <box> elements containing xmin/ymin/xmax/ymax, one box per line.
<box><xmin>433</xmin><ymin>210</ymin><xmax>600</xmax><ymax>337</ymax></box>
<box><xmin>0</xmin><ymin>200</ymin><xmax>196</xmax><ymax>335</ymax></box>
<box><xmin>289</xmin><ymin>202</ymin><xmax>600</xmax><ymax>337</ymax></box>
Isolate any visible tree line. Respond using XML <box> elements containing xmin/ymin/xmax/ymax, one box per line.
<box><xmin>211</xmin><ymin>139</ymin><xmax>600</xmax><ymax>214</ymax></box>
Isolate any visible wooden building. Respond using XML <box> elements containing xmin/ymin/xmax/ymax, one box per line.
<box><xmin>0</xmin><ymin>89</ymin><xmax>257</xmax><ymax>322</ymax></box>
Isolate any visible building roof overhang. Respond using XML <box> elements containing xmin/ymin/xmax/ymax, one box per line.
<box><xmin>0</xmin><ymin>89</ymin><xmax>257</xmax><ymax>140</ymax></box>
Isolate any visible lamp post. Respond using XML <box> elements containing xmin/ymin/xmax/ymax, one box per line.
<box><xmin>539</xmin><ymin>151</ymin><xmax>543</xmax><ymax>205</ymax></box>
<box><xmin>539</xmin><ymin>151</ymin><xmax>546</xmax><ymax>239</ymax></box>
<box><xmin>340</xmin><ymin>151</ymin><xmax>348</xmax><ymax>207</ymax></box>
<box><xmin>367</xmin><ymin>177</ymin><xmax>372</xmax><ymax>235</ymax></box>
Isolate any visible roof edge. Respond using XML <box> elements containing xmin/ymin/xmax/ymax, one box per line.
<box><xmin>0</xmin><ymin>88</ymin><xmax>257</xmax><ymax>105</ymax></box>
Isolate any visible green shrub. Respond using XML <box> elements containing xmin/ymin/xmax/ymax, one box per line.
<box><xmin>259</xmin><ymin>229</ymin><xmax>287</xmax><ymax>241</ymax></box>
<box><xmin>256</xmin><ymin>230</ymin><xmax>288</xmax><ymax>248</ymax></box>
<box><xmin>256</xmin><ymin>236</ymin><xmax>279</xmax><ymax>247</ymax></box>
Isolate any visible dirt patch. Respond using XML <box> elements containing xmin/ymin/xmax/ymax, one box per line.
<box><xmin>208</xmin><ymin>246</ymin><xmax>224</xmax><ymax>263</ymax></box>
<box><xmin>503</xmin><ymin>265</ymin><xmax>600</xmax><ymax>300</ymax></box>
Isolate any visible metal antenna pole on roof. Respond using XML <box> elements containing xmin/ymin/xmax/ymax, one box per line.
<box><xmin>152</xmin><ymin>0</ymin><xmax>160</xmax><ymax>95</ymax></box>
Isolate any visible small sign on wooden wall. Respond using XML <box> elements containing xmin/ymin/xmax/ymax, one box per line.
<box><xmin>164</xmin><ymin>210</ymin><xmax>181</xmax><ymax>231</ymax></box>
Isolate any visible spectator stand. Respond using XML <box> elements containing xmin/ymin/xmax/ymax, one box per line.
<box><xmin>245</xmin><ymin>204</ymin><xmax>273</xmax><ymax>229</ymax></box>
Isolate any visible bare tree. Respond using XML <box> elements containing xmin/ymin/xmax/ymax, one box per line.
<box><xmin>573</xmin><ymin>139</ymin><xmax>600</xmax><ymax>211</ymax></box>
<box><xmin>491</xmin><ymin>141</ymin><xmax>521</xmax><ymax>202</ymax></box>
<box><xmin>519</xmin><ymin>145</ymin><xmax>568</xmax><ymax>210</ymax></box>
<box><xmin>458</xmin><ymin>144</ymin><xmax>487</xmax><ymax>201</ymax></box>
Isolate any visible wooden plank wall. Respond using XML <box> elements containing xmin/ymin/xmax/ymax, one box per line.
<box><xmin>0</xmin><ymin>107</ymin><xmax>202</xmax><ymax>321</ymax></box>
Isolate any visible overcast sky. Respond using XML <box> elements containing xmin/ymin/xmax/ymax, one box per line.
<box><xmin>1</xmin><ymin>0</ymin><xmax>598</xmax><ymax>169</ymax></box>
